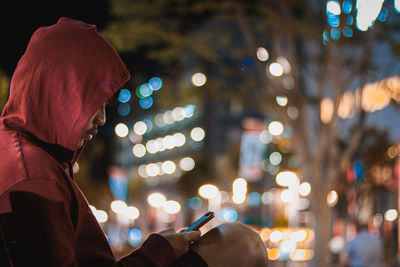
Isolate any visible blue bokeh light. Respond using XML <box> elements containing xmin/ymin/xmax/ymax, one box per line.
<box><xmin>149</xmin><ymin>77</ymin><xmax>163</xmax><ymax>91</ymax></box>
<box><xmin>323</xmin><ymin>30</ymin><xmax>329</xmax><ymax>44</ymax></box>
<box><xmin>330</xmin><ymin>28</ymin><xmax>341</xmax><ymax>40</ymax></box>
<box><xmin>139</xmin><ymin>96</ymin><xmax>153</xmax><ymax>109</ymax></box>
<box><xmin>247</xmin><ymin>192</ymin><xmax>261</xmax><ymax>207</ymax></box>
<box><xmin>139</xmin><ymin>84</ymin><xmax>153</xmax><ymax>98</ymax></box>
<box><xmin>183</xmin><ymin>104</ymin><xmax>196</xmax><ymax>118</ymax></box>
<box><xmin>347</xmin><ymin>16</ymin><xmax>353</xmax><ymax>25</ymax></box>
<box><xmin>342</xmin><ymin>1</ymin><xmax>352</xmax><ymax>14</ymax></box>
<box><xmin>188</xmin><ymin>197</ymin><xmax>203</xmax><ymax>210</ymax></box>
<box><xmin>117</xmin><ymin>103</ymin><xmax>131</xmax><ymax>116</ymax></box>
<box><xmin>128</xmin><ymin>228</ymin><xmax>143</xmax><ymax>247</ymax></box>
<box><xmin>327</xmin><ymin>14</ymin><xmax>340</xmax><ymax>27</ymax></box>
<box><xmin>220</xmin><ymin>208</ymin><xmax>238</xmax><ymax>222</ymax></box>
<box><xmin>118</xmin><ymin>89</ymin><xmax>131</xmax><ymax>103</ymax></box>
<box><xmin>142</xmin><ymin>119</ymin><xmax>153</xmax><ymax>133</ymax></box>
<box><xmin>343</xmin><ymin>26</ymin><xmax>353</xmax><ymax>37</ymax></box>
<box><xmin>377</xmin><ymin>7</ymin><xmax>388</xmax><ymax>22</ymax></box>
<box><xmin>244</xmin><ymin>57</ymin><xmax>253</xmax><ymax>66</ymax></box>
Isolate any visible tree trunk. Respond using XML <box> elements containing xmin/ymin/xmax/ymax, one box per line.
<box><xmin>312</xmin><ymin>186</ymin><xmax>332</xmax><ymax>267</ymax></box>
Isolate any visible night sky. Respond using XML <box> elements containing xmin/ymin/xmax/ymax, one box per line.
<box><xmin>1</xmin><ymin>0</ymin><xmax>111</xmax><ymax>76</ymax></box>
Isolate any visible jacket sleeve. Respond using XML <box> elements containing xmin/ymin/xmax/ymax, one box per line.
<box><xmin>117</xmin><ymin>234</ymin><xmax>176</xmax><ymax>267</ymax></box>
<box><xmin>2</xmin><ymin>186</ymin><xmax>176</xmax><ymax>267</ymax></box>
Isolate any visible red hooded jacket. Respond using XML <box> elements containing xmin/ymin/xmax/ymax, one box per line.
<box><xmin>0</xmin><ymin>17</ymin><xmax>176</xmax><ymax>266</ymax></box>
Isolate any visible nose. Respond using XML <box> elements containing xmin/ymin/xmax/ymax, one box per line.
<box><xmin>94</xmin><ymin>105</ymin><xmax>106</xmax><ymax>126</ymax></box>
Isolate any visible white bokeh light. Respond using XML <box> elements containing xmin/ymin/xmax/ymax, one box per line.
<box><xmin>256</xmin><ymin>47</ymin><xmax>269</xmax><ymax>61</ymax></box>
<box><xmin>199</xmin><ymin>184</ymin><xmax>219</xmax><ymax>199</ymax></box>
<box><xmin>133</xmin><ymin>121</ymin><xmax>147</xmax><ymax>136</ymax></box>
<box><xmin>132</xmin><ymin>144</ymin><xmax>146</xmax><ymax>158</ymax></box>
<box><xmin>192</xmin><ymin>73</ymin><xmax>207</xmax><ymax>86</ymax></box>
<box><xmin>111</xmin><ymin>200</ymin><xmax>127</xmax><ymax>214</ymax></box>
<box><xmin>115</xmin><ymin>123</ymin><xmax>129</xmax><ymax>138</ymax></box>
<box><xmin>191</xmin><ymin>127</ymin><xmax>205</xmax><ymax>142</ymax></box>
<box><xmin>163</xmin><ymin>200</ymin><xmax>181</xmax><ymax>214</ymax></box>
<box><xmin>269</xmin><ymin>62</ymin><xmax>284</xmax><ymax>77</ymax></box>
<box><xmin>179</xmin><ymin>157</ymin><xmax>195</xmax><ymax>171</ymax></box>
<box><xmin>268</xmin><ymin>121</ymin><xmax>284</xmax><ymax>136</ymax></box>
<box><xmin>147</xmin><ymin>192</ymin><xmax>167</xmax><ymax>208</ymax></box>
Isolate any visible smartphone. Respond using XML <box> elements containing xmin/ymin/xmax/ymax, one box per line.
<box><xmin>183</xmin><ymin>211</ymin><xmax>215</xmax><ymax>232</ymax></box>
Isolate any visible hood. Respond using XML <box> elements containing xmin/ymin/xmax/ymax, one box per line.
<box><xmin>1</xmin><ymin>17</ymin><xmax>130</xmax><ymax>151</ymax></box>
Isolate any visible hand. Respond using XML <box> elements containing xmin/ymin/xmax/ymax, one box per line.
<box><xmin>159</xmin><ymin>228</ymin><xmax>201</xmax><ymax>259</ymax></box>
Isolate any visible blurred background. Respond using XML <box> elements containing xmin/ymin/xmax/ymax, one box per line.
<box><xmin>1</xmin><ymin>0</ymin><xmax>400</xmax><ymax>266</ymax></box>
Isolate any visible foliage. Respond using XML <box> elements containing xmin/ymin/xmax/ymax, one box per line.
<box><xmin>0</xmin><ymin>70</ymin><xmax>10</xmax><ymax>113</ymax></box>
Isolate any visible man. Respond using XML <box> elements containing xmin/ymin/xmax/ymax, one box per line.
<box><xmin>0</xmin><ymin>18</ymin><xmax>268</xmax><ymax>266</ymax></box>
<box><xmin>341</xmin><ymin>222</ymin><xmax>383</xmax><ymax>267</ymax></box>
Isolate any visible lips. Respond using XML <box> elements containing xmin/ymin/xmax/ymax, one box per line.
<box><xmin>85</xmin><ymin>128</ymin><xmax>98</xmax><ymax>139</ymax></box>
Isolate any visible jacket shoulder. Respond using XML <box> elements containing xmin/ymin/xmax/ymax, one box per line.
<box><xmin>0</xmin><ymin>130</ymin><xmax>68</xmax><ymax>194</ymax></box>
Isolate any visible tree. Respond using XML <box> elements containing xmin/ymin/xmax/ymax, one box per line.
<box><xmin>103</xmin><ymin>0</ymin><xmax>400</xmax><ymax>265</ymax></box>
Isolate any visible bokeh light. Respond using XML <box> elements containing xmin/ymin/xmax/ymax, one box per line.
<box><xmin>276</xmin><ymin>96</ymin><xmax>288</xmax><ymax>106</ymax></box>
<box><xmin>384</xmin><ymin>209</ymin><xmax>398</xmax><ymax>222</ymax></box>
<box><xmin>188</xmin><ymin>197</ymin><xmax>203</xmax><ymax>210</ymax></box>
<box><xmin>94</xmin><ymin>209</ymin><xmax>108</xmax><ymax>223</ymax></box>
<box><xmin>138</xmin><ymin>83</ymin><xmax>153</xmax><ymax>97</ymax></box>
<box><xmin>134</xmin><ymin>121</ymin><xmax>147</xmax><ymax>136</ymax></box>
<box><xmin>269</xmin><ymin>62</ymin><xmax>284</xmax><ymax>77</ymax></box>
<box><xmin>161</xmin><ymin>160</ymin><xmax>176</xmax><ymax>174</ymax></box>
<box><xmin>132</xmin><ymin>144</ymin><xmax>146</xmax><ymax>158</ymax></box>
<box><xmin>281</xmin><ymin>189</ymin><xmax>295</xmax><ymax>202</ymax></box>
<box><xmin>268</xmin><ymin>121</ymin><xmax>284</xmax><ymax>136</ymax></box>
<box><xmin>191</xmin><ymin>127</ymin><xmax>205</xmax><ymax>141</ymax></box>
<box><xmin>179</xmin><ymin>157</ymin><xmax>195</xmax><ymax>171</ymax></box>
<box><xmin>117</xmin><ymin>103</ymin><xmax>131</xmax><ymax>116</ymax></box>
<box><xmin>199</xmin><ymin>184</ymin><xmax>219</xmax><ymax>199</ymax></box>
<box><xmin>183</xmin><ymin>105</ymin><xmax>196</xmax><ymax>118</ymax></box>
<box><xmin>115</xmin><ymin>123</ymin><xmax>129</xmax><ymax>138</ymax></box>
<box><xmin>220</xmin><ymin>208</ymin><xmax>238</xmax><ymax>222</ymax></box>
<box><xmin>256</xmin><ymin>47</ymin><xmax>269</xmax><ymax>61</ymax></box>
<box><xmin>192</xmin><ymin>73</ymin><xmax>207</xmax><ymax>86</ymax></box>
<box><xmin>270</xmin><ymin>230</ymin><xmax>283</xmax><ymax>242</ymax></box>
<box><xmin>247</xmin><ymin>192</ymin><xmax>261</xmax><ymax>207</ymax></box>
<box><xmin>327</xmin><ymin>1</ymin><xmax>341</xmax><ymax>16</ymax></box>
<box><xmin>299</xmin><ymin>182</ymin><xmax>311</xmax><ymax>197</ymax></box>
<box><xmin>118</xmin><ymin>89</ymin><xmax>132</xmax><ymax>103</ymax></box>
<box><xmin>139</xmin><ymin>96</ymin><xmax>153</xmax><ymax>109</ymax></box>
<box><xmin>128</xmin><ymin>228</ymin><xmax>143</xmax><ymax>247</ymax></box>
<box><xmin>163</xmin><ymin>200</ymin><xmax>181</xmax><ymax>214</ymax></box>
<box><xmin>269</xmin><ymin>152</ymin><xmax>282</xmax><ymax>166</ymax></box>
<box><xmin>149</xmin><ymin>77</ymin><xmax>162</xmax><ymax>90</ymax></box>
<box><xmin>276</xmin><ymin>171</ymin><xmax>298</xmax><ymax>187</ymax></box>
<box><xmin>327</xmin><ymin>190</ymin><xmax>338</xmax><ymax>207</ymax></box>
<box><xmin>147</xmin><ymin>192</ymin><xmax>166</xmax><ymax>208</ymax></box>
<box><xmin>123</xmin><ymin>206</ymin><xmax>140</xmax><ymax>220</ymax></box>
<box><xmin>111</xmin><ymin>200</ymin><xmax>127</xmax><ymax>214</ymax></box>
<box><xmin>259</xmin><ymin>130</ymin><xmax>273</xmax><ymax>144</ymax></box>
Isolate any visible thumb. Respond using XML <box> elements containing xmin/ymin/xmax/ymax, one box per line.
<box><xmin>183</xmin><ymin>230</ymin><xmax>201</xmax><ymax>243</ymax></box>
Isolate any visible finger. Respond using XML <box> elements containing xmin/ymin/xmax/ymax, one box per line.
<box><xmin>178</xmin><ymin>227</ymin><xmax>188</xmax><ymax>233</ymax></box>
<box><xmin>159</xmin><ymin>228</ymin><xmax>175</xmax><ymax>234</ymax></box>
<box><xmin>183</xmin><ymin>230</ymin><xmax>201</xmax><ymax>243</ymax></box>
